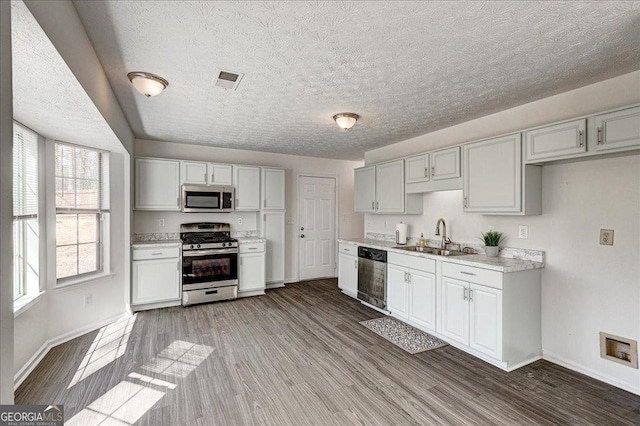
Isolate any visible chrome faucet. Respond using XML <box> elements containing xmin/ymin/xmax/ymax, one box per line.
<box><xmin>435</xmin><ymin>218</ymin><xmax>451</xmax><ymax>249</ymax></box>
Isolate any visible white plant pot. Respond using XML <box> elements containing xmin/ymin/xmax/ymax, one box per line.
<box><xmin>485</xmin><ymin>246</ymin><xmax>499</xmax><ymax>257</ymax></box>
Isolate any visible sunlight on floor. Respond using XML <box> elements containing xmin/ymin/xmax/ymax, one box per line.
<box><xmin>65</xmin><ymin>340</ymin><xmax>214</xmax><ymax>425</ymax></box>
<box><xmin>67</xmin><ymin>315</ymin><xmax>137</xmax><ymax>389</ymax></box>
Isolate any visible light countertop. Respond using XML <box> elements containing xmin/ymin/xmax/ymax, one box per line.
<box><xmin>131</xmin><ymin>239</ymin><xmax>182</xmax><ymax>248</ymax></box>
<box><xmin>236</xmin><ymin>237</ymin><xmax>267</xmax><ymax>243</ymax></box>
<box><xmin>338</xmin><ymin>238</ymin><xmax>544</xmax><ymax>273</ymax></box>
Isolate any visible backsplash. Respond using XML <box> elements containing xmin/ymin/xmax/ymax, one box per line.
<box><xmin>365</xmin><ymin>232</ymin><xmax>545</xmax><ymax>263</ymax></box>
<box><xmin>132</xmin><ymin>230</ymin><xmax>258</xmax><ymax>243</ymax></box>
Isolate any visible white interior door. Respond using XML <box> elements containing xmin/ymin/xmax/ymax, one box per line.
<box><xmin>299</xmin><ymin>176</ymin><xmax>336</xmax><ymax>281</ymax></box>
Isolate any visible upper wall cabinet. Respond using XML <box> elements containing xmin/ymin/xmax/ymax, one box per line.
<box><xmin>261</xmin><ymin>167</ymin><xmax>285</xmax><ymax>210</ymax></box>
<box><xmin>431</xmin><ymin>146</ymin><xmax>461</xmax><ymax>180</ymax></box>
<box><xmin>405</xmin><ymin>153</ymin><xmax>430</xmax><ymax>184</ymax></box>
<box><xmin>355</xmin><ymin>161</ymin><xmax>422</xmax><ymax>214</ymax></box>
<box><xmin>354</xmin><ymin>166</ymin><xmax>376</xmax><ymax>213</ymax></box>
<box><xmin>234</xmin><ymin>166</ymin><xmax>261</xmax><ymax>211</ymax></box>
<box><xmin>589</xmin><ymin>106</ymin><xmax>640</xmax><ymax>152</ymax></box>
<box><xmin>463</xmin><ymin>134</ymin><xmax>541</xmax><ymax>215</ymax></box>
<box><xmin>135</xmin><ymin>158</ymin><xmax>181</xmax><ymax>211</ymax></box>
<box><xmin>208</xmin><ymin>163</ymin><xmax>233</xmax><ymax>186</ymax></box>
<box><xmin>181</xmin><ymin>161</ymin><xmax>208</xmax><ymax>185</ymax></box>
<box><xmin>375</xmin><ymin>160</ymin><xmax>406</xmax><ymax>213</ymax></box>
<box><xmin>524</xmin><ymin>119</ymin><xmax>586</xmax><ymax>163</ymax></box>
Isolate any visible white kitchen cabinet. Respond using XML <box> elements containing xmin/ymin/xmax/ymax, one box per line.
<box><xmin>408</xmin><ymin>269</ymin><xmax>437</xmax><ymax>332</ymax></box>
<box><xmin>239</xmin><ymin>246</ymin><xmax>266</xmax><ymax>296</ymax></box>
<box><xmin>338</xmin><ymin>250</ymin><xmax>358</xmax><ymax>297</ymax></box>
<box><xmin>132</xmin><ymin>245</ymin><xmax>181</xmax><ymax>308</ymax></box>
<box><xmin>469</xmin><ymin>283</ymin><xmax>502</xmax><ymax>359</ymax></box>
<box><xmin>234</xmin><ymin>166</ymin><xmax>261</xmax><ymax>211</ymax></box>
<box><xmin>134</xmin><ymin>158</ymin><xmax>181</xmax><ymax>211</ymax></box>
<box><xmin>405</xmin><ymin>154</ymin><xmax>430</xmax><ymax>184</ymax></box>
<box><xmin>431</xmin><ymin>146</ymin><xmax>460</xmax><ymax>180</ymax></box>
<box><xmin>180</xmin><ymin>161</ymin><xmax>208</xmax><ymax>185</ymax></box>
<box><xmin>438</xmin><ymin>261</ymin><xmax>541</xmax><ymax>370</ymax></box>
<box><xmin>354</xmin><ymin>166</ymin><xmax>376</xmax><ymax>213</ymax></box>
<box><xmin>524</xmin><ymin>119</ymin><xmax>587</xmax><ymax>163</ymax></box>
<box><xmin>387</xmin><ymin>264</ymin><xmax>410</xmax><ymax>320</ymax></box>
<box><xmin>589</xmin><ymin>106</ymin><xmax>640</xmax><ymax>152</ymax></box>
<box><xmin>261</xmin><ymin>167</ymin><xmax>286</xmax><ymax>210</ymax></box>
<box><xmin>208</xmin><ymin>163</ymin><xmax>233</xmax><ymax>186</ymax></box>
<box><xmin>440</xmin><ymin>276</ymin><xmax>469</xmax><ymax>345</ymax></box>
<box><xmin>463</xmin><ymin>133</ymin><xmax>541</xmax><ymax>215</ymax></box>
<box><xmin>261</xmin><ymin>212</ymin><xmax>285</xmax><ymax>286</ymax></box>
<box><xmin>375</xmin><ymin>160</ymin><xmax>405</xmax><ymax>213</ymax></box>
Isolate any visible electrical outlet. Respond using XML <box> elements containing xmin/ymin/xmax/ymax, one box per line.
<box><xmin>158</xmin><ymin>219</ymin><xmax>165</xmax><ymax>227</ymax></box>
<box><xmin>600</xmin><ymin>229</ymin><xmax>614</xmax><ymax>245</ymax></box>
<box><xmin>518</xmin><ymin>225</ymin><xmax>529</xmax><ymax>239</ymax></box>
<box><xmin>237</xmin><ymin>217</ymin><xmax>243</xmax><ymax>226</ymax></box>
<box><xmin>83</xmin><ymin>294</ymin><xmax>93</xmax><ymax>307</ymax></box>
<box><xmin>487</xmin><ymin>225</ymin><xmax>495</xmax><ymax>232</ymax></box>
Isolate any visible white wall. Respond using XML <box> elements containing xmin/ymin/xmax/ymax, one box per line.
<box><xmin>0</xmin><ymin>0</ymin><xmax>15</xmax><ymax>404</ymax></box>
<box><xmin>363</xmin><ymin>71</ymin><xmax>640</xmax><ymax>394</ymax></box>
<box><xmin>135</xmin><ymin>139</ymin><xmax>364</xmax><ymax>282</ymax></box>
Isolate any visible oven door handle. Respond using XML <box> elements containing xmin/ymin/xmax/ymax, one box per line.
<box><xmin>183</xmin><ymin>249</ymin><xmax>238</xmax><ymax>257</ymax></box>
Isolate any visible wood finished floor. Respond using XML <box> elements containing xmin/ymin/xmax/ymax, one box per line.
<box><xmin>16</xmin><ymin>279</ymin><xmax>640</xmax><ymax>425</ymax></box>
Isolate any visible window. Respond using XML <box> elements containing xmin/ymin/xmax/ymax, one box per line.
<box><xmin>13</xmin><ymin>123</ymin><xmax>39</xmax><ymax>300</ymax></box>
<box><xmin>55</xmin><ymin>142</ymin><xmax>109</xmax><ymax>281</ymax></box>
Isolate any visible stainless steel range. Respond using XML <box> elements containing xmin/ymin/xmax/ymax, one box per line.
<box><xmin>181</xmin><ymin>222</ymin><xmax>238</xmax><ymax>306</ymax></box>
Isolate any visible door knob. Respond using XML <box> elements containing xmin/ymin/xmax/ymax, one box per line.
<box><xmin>300</xmin><ymin>234</ymin><xmax>305</xmax><ymax>238</ymax></box>
<box><xmin>300</xmin><ymin>227</ymin><xmax>304</xmax><ymax>231</ymax></box>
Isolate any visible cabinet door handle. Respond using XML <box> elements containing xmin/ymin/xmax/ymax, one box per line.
<box><xmin>344</xmin><ymin>248</ymin><xmax>350</xmax><ymax>252</ymax></box>
<box><xmin>177</xmin><ymin>260</ymin><xmax>180</xmax><ymax>272</ymax></box>
<box><xmin>354</xmin><ymin>259</ymin><xmax>357</xmax><ymax>269</ymax></box>
<box><xmin>376</xmin><ymin>201</ymin><xmax>379</xmax><ymax>209</ymax></box>
<box><xmin>463</xmin><ymin>196</ymin><xmax>468</xmax><ymax>208</ymax></box>
<box><xmin>151</xmin><ymin>252</ymin><xmax>163</xmax><ymax>256</ymax></box>
<box><xmin>248</xmin><ymin>247</ymin><xmax>258</xmax><ymax>250</ymax></box>
<box><xmin>463</xmin><ymin>288</ymin><xmax>468</xmax><ymax>301</ymax></box>
<box><xmin>578</xmin><ymin>130</ymin><xmax>584</xmax><ymax>147</ymax></box>
<box><xmin>371</xmin><ymin>201</ymin><xmax>375</xmax><ymax>210</ymax></box>
<box><xmin>407</xmin><ymin>274</ymin><xmax>411</xmax><ymax>284</ymax></box>
<box><xmin>460</xmin><ymin>271</ymin><xmax>476</xmax><ymax>276</ymax></box>
<box><xmin>424</xmin><ymin>168</ymin><xmax>428</xmax><ymax>177</ymax></box>
<box><xmin>469</xmin><ymin>289</ymin><xmax>474</xmax><ymax>302</ymax></box>
<box><xmin>211</xmin><ymin>172</ymin><xmax>215</xmax><ymax>182</ymax></box>
<box><xmin>431</xmin><ymin>166</ymin><xmax>435</xmax><ymax>177</ymax></box>
<box><xmin>597</xmin><ymin>126</ymin><xmax>602</xmax><ymax>145</ymax></box>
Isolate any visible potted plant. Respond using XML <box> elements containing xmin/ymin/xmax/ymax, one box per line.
<box><xmin>481</xmin><ymin>231</ymin><xmax>503</xmax><ymax>257</ymax></box>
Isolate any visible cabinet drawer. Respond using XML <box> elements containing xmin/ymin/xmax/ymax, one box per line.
<box><xmin>132</xmin><ymin>246</ymin><xmax>180</xmax><ymax>260</ymax></box>
<box><xmin>388</xmin><ymin>252</ymin><xmax>436</xmax><ymax>274</ymax></box>
<box><xmin>239</xmin><ymin>242</ymin><xmax>265</xmax><ymax>253</ymax></box>
<box><xmin>442</xmin><ymin>262</ymin><xmax>502</xmax><ymax>289</ymax></box>
<box><xmin>339</xmin><ymin>243</ymin><xmax>357</xmax><ymax>256</ymax></box>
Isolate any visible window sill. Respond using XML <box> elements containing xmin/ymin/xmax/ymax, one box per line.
<box><xmin>14</xmin><ymin>291</ymin><xmax>46</xmax><ymax>318</ymax></box>
<box><xmin>55</xmin><ymin>271</ymin><xmax>116</xmax><ymax>291</ymax></box>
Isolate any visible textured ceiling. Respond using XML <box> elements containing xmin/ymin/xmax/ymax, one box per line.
<box><xmin>11</xmin><ymin>1</ymin><xmax>124</xmax><ymax>154</ymax></box>
<box><xmin>73</xmin><ymin>1</ymin><xmax>640</xmax><ymax>160</ymax></box>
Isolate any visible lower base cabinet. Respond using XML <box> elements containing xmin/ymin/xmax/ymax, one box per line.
<box><xmin>338</xmin><ymin>251</ymin><xmax>358</xmax><ymax>296</ymax></box>
<box><xmin>239</xmin><ymin>242</ymin><xmax>266</xmax><ymax>296</ymax></box>
<box><xmin>387</xmin><ymin>261</ymin><xmax>436</xmax><ymax>332</ymax></box>
<box><xmin>131</xmin><ymin>245</ymin><xmax>181</xmax><ymax>308</ymax></box>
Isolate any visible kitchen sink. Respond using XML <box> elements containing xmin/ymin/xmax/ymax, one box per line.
<box><xmin>393</xmin><ymin>246</ymin><xmax>469</xmax><ymax>256</ymax></box>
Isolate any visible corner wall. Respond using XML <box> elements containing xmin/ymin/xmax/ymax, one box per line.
<box><xmin>134</xmin><ymin>139</ymin><xmax>364</xmax><ymax>282</ymax></box>
<box><xmin>0</xmin><ymin>0</ymin><xmax>15</xmax><ymax>404</ymax></box>
<box><xmin>363</xmin><ymin>71</ymin><xmax>640</xmax><ymax>394</ymax></box>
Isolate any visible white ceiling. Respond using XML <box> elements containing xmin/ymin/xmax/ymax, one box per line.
<box><xmin>11</xmin><ymin>1</ymin><xmax>125</xmax><ymax>154</ymax></box>
<box><xmin>73</xmin><ymin>1</ymin><xmax>640</xmax><ymax>160</ymax></box>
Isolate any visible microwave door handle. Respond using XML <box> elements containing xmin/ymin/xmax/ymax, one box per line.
<box><xmin>183</xmin><ymin>249</ymin><xmax>239</xmax><ymax>257</ymax></box>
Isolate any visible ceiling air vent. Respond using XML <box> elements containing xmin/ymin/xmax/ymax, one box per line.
<box><xmin>214</xmin><ymin>69</ymin><xmax>243</xmax><ymax>90</ymax></box>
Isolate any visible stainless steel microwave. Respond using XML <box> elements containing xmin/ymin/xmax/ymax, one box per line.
<box><xmin>181</xmin><ymin>185</ymin><xmax>234</xmax><ymax>213</ymax></box>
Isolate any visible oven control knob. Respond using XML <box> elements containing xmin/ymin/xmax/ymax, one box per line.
<box><xmin>197</xmin><ymin>244</ymin><xmax>201</xmax><ymax>249</ymax></box>
<box><xmin>222</xmin><ymin>243</ymin><xmax>226</xmax><ymax>247</ymax></box>
<box><xmin>190</xmin><ymin>244</ymin><xmax>195</xmax><ymax>249</ymax></box>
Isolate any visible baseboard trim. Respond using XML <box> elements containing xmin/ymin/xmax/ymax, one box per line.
<box><xmin>14</xmin><ymin>312</ymin><xmax>129</xmax><ymax>390</ymax></box>
<box><xmin>266</xmin><ymin>282</ymin><xmax>285</xmax><ymax>289</ymax></box>
<box><xmin>543</xmin><ymin>351</ymin><xmax>640</xmax><ymax>396</ymax></box>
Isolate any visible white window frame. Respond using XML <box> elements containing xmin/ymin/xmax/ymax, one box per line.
<box><xmin>12</xmin><ymin>122</ymin><xmax>40</xmax><ymax>306</ymax></box>
<box><xmin>54</xmin><ymin>141</ymin><xmax>110</xmax><ymax>286</ymax></box>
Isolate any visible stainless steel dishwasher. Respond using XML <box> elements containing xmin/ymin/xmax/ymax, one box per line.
<box><xmin>357</xmin><ymin>246</ymin><xmax>387</xmax><ymax>309</ymax></box>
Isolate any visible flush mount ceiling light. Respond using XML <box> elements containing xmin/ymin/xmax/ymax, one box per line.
<box><xmin>333</xmin><ymin>113</ymin><xmax>359</xmax><ymax>130</ymax></box>
<box><xmin>127</xmin><ymin>72</ymin><xmax>169</xmax><ymax>97</ymax></box>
